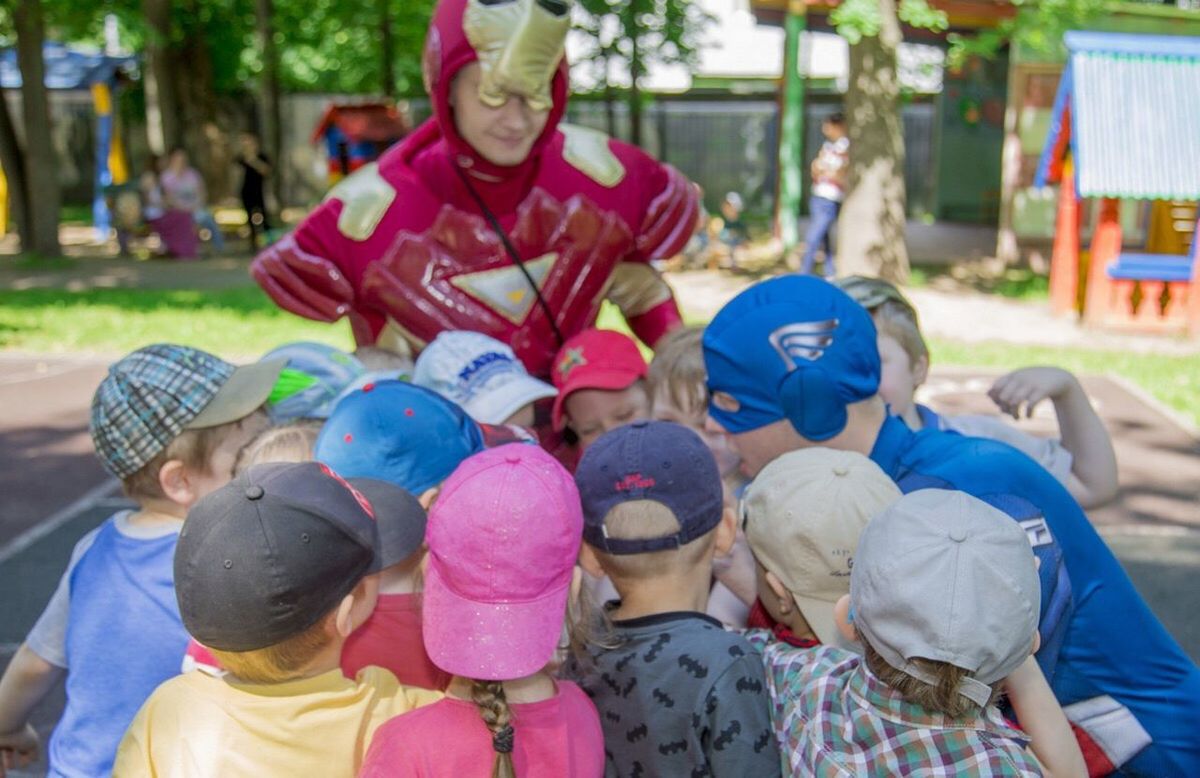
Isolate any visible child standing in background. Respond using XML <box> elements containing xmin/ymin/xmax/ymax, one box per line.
<box><xmin>360</xmin><ymin>445</ymin><xmax>604</xmax><ymax>777</ymax></box>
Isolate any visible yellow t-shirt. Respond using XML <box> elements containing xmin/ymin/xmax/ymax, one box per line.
<box><xmin>113</xmin><ymin>666</ymin><xmax>442</xmax><ymax>777</ymax></box>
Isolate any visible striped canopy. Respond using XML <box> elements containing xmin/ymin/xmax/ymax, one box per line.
<box><xmin>1035</xmin><ymin>31</ymin><xmax>1200</xmax><ymax>201</ymax></box>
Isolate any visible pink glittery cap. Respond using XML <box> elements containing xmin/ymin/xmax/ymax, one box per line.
<box><xmin>423</xmin><ymin>443</ymin><xmax>583</xmax><ymax>680</ymax></box>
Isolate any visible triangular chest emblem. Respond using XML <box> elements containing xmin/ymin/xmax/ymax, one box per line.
<box><xmin>449</xmin><ymin>253</ymin><xmax>558</xmax><ymax>325</ymax></box>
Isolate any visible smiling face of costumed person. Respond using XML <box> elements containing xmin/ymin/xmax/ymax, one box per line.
<box><xmin>449</xmin><ymin>62</ymin><xmax>551</xmax><ymax>168</ymax></box>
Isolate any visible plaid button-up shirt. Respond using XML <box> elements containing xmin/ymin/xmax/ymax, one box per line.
<box><xmin>744</xmin><ymin>632</ymin><xmax>1043</xmax><ymax>777</ymax></box>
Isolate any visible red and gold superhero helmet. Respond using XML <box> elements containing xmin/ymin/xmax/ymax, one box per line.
<box><xmin>425</xmin><ymin>0</ymin><xmax>572</xmax><ymax>175</ymax></box>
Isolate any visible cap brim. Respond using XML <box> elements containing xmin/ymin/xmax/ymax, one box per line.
<box><xmin>551</xmin><ymin>368</ymin><xmax>643</xmax><ymax>430</ymax></box>
<box><xmin>792</xmin><ymin>592</ymin><xmax>851</xmax><ymax>649</ymax></box>
<box><xmin>188</xmin><ymin>358</ymin><xmax>286</xmax><ymax>429</ymax></box>
<box><xmin>347</xmin><ymin>477</ymin><xmax>426</xmax><ymax>571</ymax></box>
<box><xmin>422</xmin><ymin>560</ymin><xmax>568</xmax><ymax>680</ymax></box>
<box><xmin>464</xmin><ymin>374</ymin><xmax>558</xmax><ymax>425</ymax></box>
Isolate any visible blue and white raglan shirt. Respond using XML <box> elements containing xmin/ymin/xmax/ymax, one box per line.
<box><xmin>25</xmin><ymin>511</ymin><xmax>189</xmax><ymax>778</ymax></box>
<box><xmin>869</xmin><ymin>414</ymin><xmax>1200</xmax><ymax>776</ymax></box>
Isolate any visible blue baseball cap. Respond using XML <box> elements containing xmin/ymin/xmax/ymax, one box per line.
<box><xmin>702</xmin><ymin>275</ymin><xmax>880</xmax><ymax>440</ymax></box>
<box><xmin>315</xmin><ymin>380</ymin><xmax>486</xmax><ymax>495</ymax></box>
<box><xmin>575</xmin><ymin>420</ymin><xmax>724</xmax><ymax>555</ymax></box>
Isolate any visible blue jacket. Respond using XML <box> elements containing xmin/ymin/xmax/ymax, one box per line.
<box><xmin>869</xmin><ymin>415</ymin><xmax>1200</xmax><ymax>775</ymax></box>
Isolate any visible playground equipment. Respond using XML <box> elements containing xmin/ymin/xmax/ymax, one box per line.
<box><xmin>311</xmin><ymin>102</ymin><xmax>409</xmax><ymax>186</ymax></box>
<box><xmin>0</xmin><ymin>42</ymin><xmax>136</xmax><ymax>241</ymax></box>
<box><xmin>1036</xmin><ymin>31</ymin><xmax>1200</xmax><ymax>336</ymax></box>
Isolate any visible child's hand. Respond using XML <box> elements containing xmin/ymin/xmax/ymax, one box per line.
<box><xmin>989</xmin><ymin>367</ymin><xmax>1079</xmax><ymax>419</ymax></box>
<box><xmin>712</xmin><ymin>530</ymin><xmax>758</xmax><ymax>608</ymax></box>
<box><xmin>0</xmin><ymin>723</ymin><xmax>40</xmax><ymax>776</ymax></box>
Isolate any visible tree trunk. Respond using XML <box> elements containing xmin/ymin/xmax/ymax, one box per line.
<box><xmin>256</xmin><ymin>0</ymin><xmax>283</xmax><ymax>212</ymax></box>
<box><xmin>14</xmin><ymin>0</ymin><xmax>61</xmax><ymax>257</ymax></box>
<box><xmin>176</xmin><ymin>0</ymin><xmax>228</xmax><ymax>200</ymax></box>
<box><xmin>0</xmin><ymin>91</ymin><xmax>33</xmax><ymax>246</ymax></box>
<box><xmin>601</xmin><ymin>53</ymin><xmax>618</xmax><ymax>139</ymax></box>
<box><xmin>142</xmin><ymin>0</ymin><xmax>181</xmax><ymax>156</ymax></box>
<box><xmin>628</xmin><ymin>33</ymin><xmax>643</xmax><ymax>147</ymax></box>
<box><xmin>836</xmin><ymin>0</ymin><xmax>908</xmax><ymax>282</ymax></box>
<box><xmin>379</xmin><ymin>0</ymin><xmax>397</xmax><ymax>99</ymax></box>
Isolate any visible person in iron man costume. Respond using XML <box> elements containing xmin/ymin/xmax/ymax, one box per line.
<box><xmin>251</xmin><ymin>0</ymin><xmax>699</xmax><ymax>384</ymax></box>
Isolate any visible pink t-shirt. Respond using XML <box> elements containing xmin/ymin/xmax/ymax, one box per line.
<box><xmin>359</xmin><ymin>681</ymin><xmax>603</xmax><ymax>778</ymax></box>
<box><xmin>341</xmin><ymin>593</ymin><xmax>451</xmax><ymax>691</ymax></box>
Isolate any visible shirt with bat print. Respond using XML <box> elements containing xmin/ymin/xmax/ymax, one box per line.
<box><xmin>571</xmin><ymin>609</ymin><xmax>780</xmax><ymax>778</ymax></box>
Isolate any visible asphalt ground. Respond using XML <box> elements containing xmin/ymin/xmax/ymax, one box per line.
<box><xmin>0</xmin><ymin>356</ymin><xmax>1197</xmax><ymax>776</ymax></box>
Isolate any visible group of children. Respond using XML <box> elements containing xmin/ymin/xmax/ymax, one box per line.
<box><xmin>0</xmin><ymin>273</ymin><xmax>1197</xmax><ymax>777</ymax></box>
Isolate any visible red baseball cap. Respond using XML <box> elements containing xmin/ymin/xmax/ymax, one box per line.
<box><xmin>551</xmin><ymin>329</ymin><xmax>648</xmax><ymax>430</ymax></box>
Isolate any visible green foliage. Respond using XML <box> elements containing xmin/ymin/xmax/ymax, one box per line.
<box><xmin>830</xmin><ymin>0</ymin><xmax>946</xmax><ymax>44</ymax></box>
<box><xmin>898</xmin><ymin>0</ymin><xmax>947</xmax><ymax>33</ymax></box>
<box><xmin>28</xmin><ymin>0</ymin><xmax>431</xmax><ymax>97</ymax></box>
<box><xmin>573</xmin><ymin>0</ymin><xmax>713</xmax><ymax>91</ymax></box>
<box><xmin>947</xmin><ymin>0</ymin><xmax>1106</xmax><ymax>67</ymax></box>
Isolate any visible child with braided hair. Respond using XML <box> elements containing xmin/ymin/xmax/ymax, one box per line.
<box><xmin>359</xmin><ymin>445</ymin><xmax>604</xmax><ymax>777</ymax></box>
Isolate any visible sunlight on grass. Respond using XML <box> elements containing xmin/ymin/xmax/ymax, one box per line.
<box><xmin>0</xmin><ymin>287</ymin><xmax>353</xmax><ymax>357</ymax></box>
<box><xmin>0</xmin><ymin>287</ymin><xmax>1195</xmax><ymax>426</ymax></box>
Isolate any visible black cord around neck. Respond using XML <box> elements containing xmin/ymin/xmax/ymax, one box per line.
<box><xmin>453</xmin><ymin>164</ymin><xmax>565</xmax><ymax>348</ymax></box>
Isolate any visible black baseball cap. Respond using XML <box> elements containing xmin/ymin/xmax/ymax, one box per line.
<box><xmin>175</xmin><ymin>462</ymin><xmax>407</xmax><ymax>652</ymax></box>
<box><xmin>574</xmin><ymin>420</ymin><xmax>724</xmax><ymax>555</ymax></box>
<box><xmin>350</xmin><ymin>477</ymin><xmax>427</xmax><ymax>567</ymax></box>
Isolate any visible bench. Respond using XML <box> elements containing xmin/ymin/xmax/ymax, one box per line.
<box><xmin>1092</xmin><ymin>219</ymin><xmax>1199</xmax><ymax>330</ymax></box>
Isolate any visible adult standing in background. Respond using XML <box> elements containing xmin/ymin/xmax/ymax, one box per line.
<box><xmin>160</xmin><ymin>147</ymin><xmax>225</xmax><ymax>253</ymax></box>
<box><xmin>236</xmin><ymin>133</ymin><xmax>272</xmax><ymax>250</ymax></box>
<box><xmin>800</xmin><ymin>112</ymin><xmax>848</xmax><ymax>279</ymax></box>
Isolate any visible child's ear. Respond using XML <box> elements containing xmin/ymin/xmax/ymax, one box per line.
<box><xmin>1031</xmin><ymin>630</ymin><xmax>1041</xmax><ymax>655</ymax></box>
<box><xmin>763</xmin><ymin>570</ymin><xmax>793</xmax><ymax>615</ymax></box>
<box><xmin>158</xmin><ymin>459</ymin><xmax>195</xmax><ymax>507</ymax></box>
<box><xmin>912</xmin><ymin>353</ymin><xmax>930</xmax><ymax>388</ymax></box>
<box><xmin>833</xmin><ymin>594</ymin><xmax>856</xmax><ymax>643</ymax></box>
<box><xmin>335</xmin><ymin>575</ymin><xmax>380</xmax><ymax>638</ymax></box>
<box><xmin>578</xmin><ymin>543</ymin><xmax>606</xmax><ymax>579</ymax></box>
<box><xmin>418</xmin><ymin>488</ymin><xmax>439</xmax><ymax>510</ymax></box>
<box><xmin>713</xmin><ymin>506</ymin><xmax>737</xmax><ymax>558</ymax></box>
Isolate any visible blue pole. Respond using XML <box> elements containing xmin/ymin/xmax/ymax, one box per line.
<box><xmin>92</xmin><ymin>82</ymin><xmax>114</xmax><ymax>241</ymax></box>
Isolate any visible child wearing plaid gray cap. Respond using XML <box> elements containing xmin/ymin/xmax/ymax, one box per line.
<box><xmin>0</xmin><ymin>344</ymin><xmax>281</xmax><ymax>777</ymax></box>
<box><xmin>746</xmin><ymin>487</ymin><xmax>1085</xmax><ymax>777</ymax></box>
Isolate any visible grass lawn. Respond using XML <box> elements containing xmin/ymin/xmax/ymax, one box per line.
<box><xmin>1</xmin><ymin>285</ymin><xmax>1196</xmax><ymax>427</ymax></box>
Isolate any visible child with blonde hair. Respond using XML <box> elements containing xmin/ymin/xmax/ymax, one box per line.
<box><xmin>647</xmin><ymin>325</ymin><xmax>757</xmax><ymax>627</ymax></box>
<box><xmin>360</xmin><ymin>445</ymin><xmax>603</xmax><ymax>777</ymax></box>
<box><xmin>233</xmin><ymin>419</ymin><xmax>322</xmax><ymax>474</ymax></box>
<box><xmin>0</xmin><ymin>345</ymin><xmax>278</xmax><ymax>776</ymax></box>
<box><xmin>835</xmin><ymin>276</ymin><xmax>1118</xmax><ymax>508</ymax></box>
<box><xmin>114</xmin><ymin>463</ymin><xmax>441</xmax><ymax>777</ymax></box>
<box><xmin>186</xmin><ymin>413</ymin><xmax>448</xmax><ymax>690</ymax></box>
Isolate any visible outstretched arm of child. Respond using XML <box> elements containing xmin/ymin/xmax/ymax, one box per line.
<box><xmin>988</xmin><ymin>367</ymin><xmax>1118</xmax><ymax>509</ymax></box>
<box><xmin>1005</xmin><ymin>655</ymin><xmax>1086</xmax><ymax>778</ymax></box>
<box><xmin>0</xmin><ymin>644</ymin><xmax>64</xmax><ymax>774</ymax></box>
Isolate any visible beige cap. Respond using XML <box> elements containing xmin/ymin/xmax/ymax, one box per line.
<box><xmin>187</xmin><ymin>358</ymin><xmax>286</xmax><ymax>429</ymax></box>
<box><xmin>742</xmin><ymin>448</ymin><xmax>902</xmax><ymax>646</ymax></box>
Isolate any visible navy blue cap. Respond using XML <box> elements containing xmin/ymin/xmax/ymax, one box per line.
<box><xmin>702</xmin><ymin>275</ymin><xmax>880</xmax><ymax>441</ymax></box>
<box><xmin>315</xmin><ymin>380</ymin><xmax>485</xmax><ymax>495</ymax></box>
<box><xmin>575</xmin><ymin>420</ymin><xmax>724</xmax><ymax>554</ymax></box>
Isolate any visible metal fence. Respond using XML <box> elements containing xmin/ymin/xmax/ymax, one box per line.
<box><xmin>569</xmin><ymin>98</ymin><xmax>937</xmax><ymax>221</ymax></box>
<box><xmin>19</xmin><ymin>90</ymin><xmax>938</xmax><ymax>221</ymax></box>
